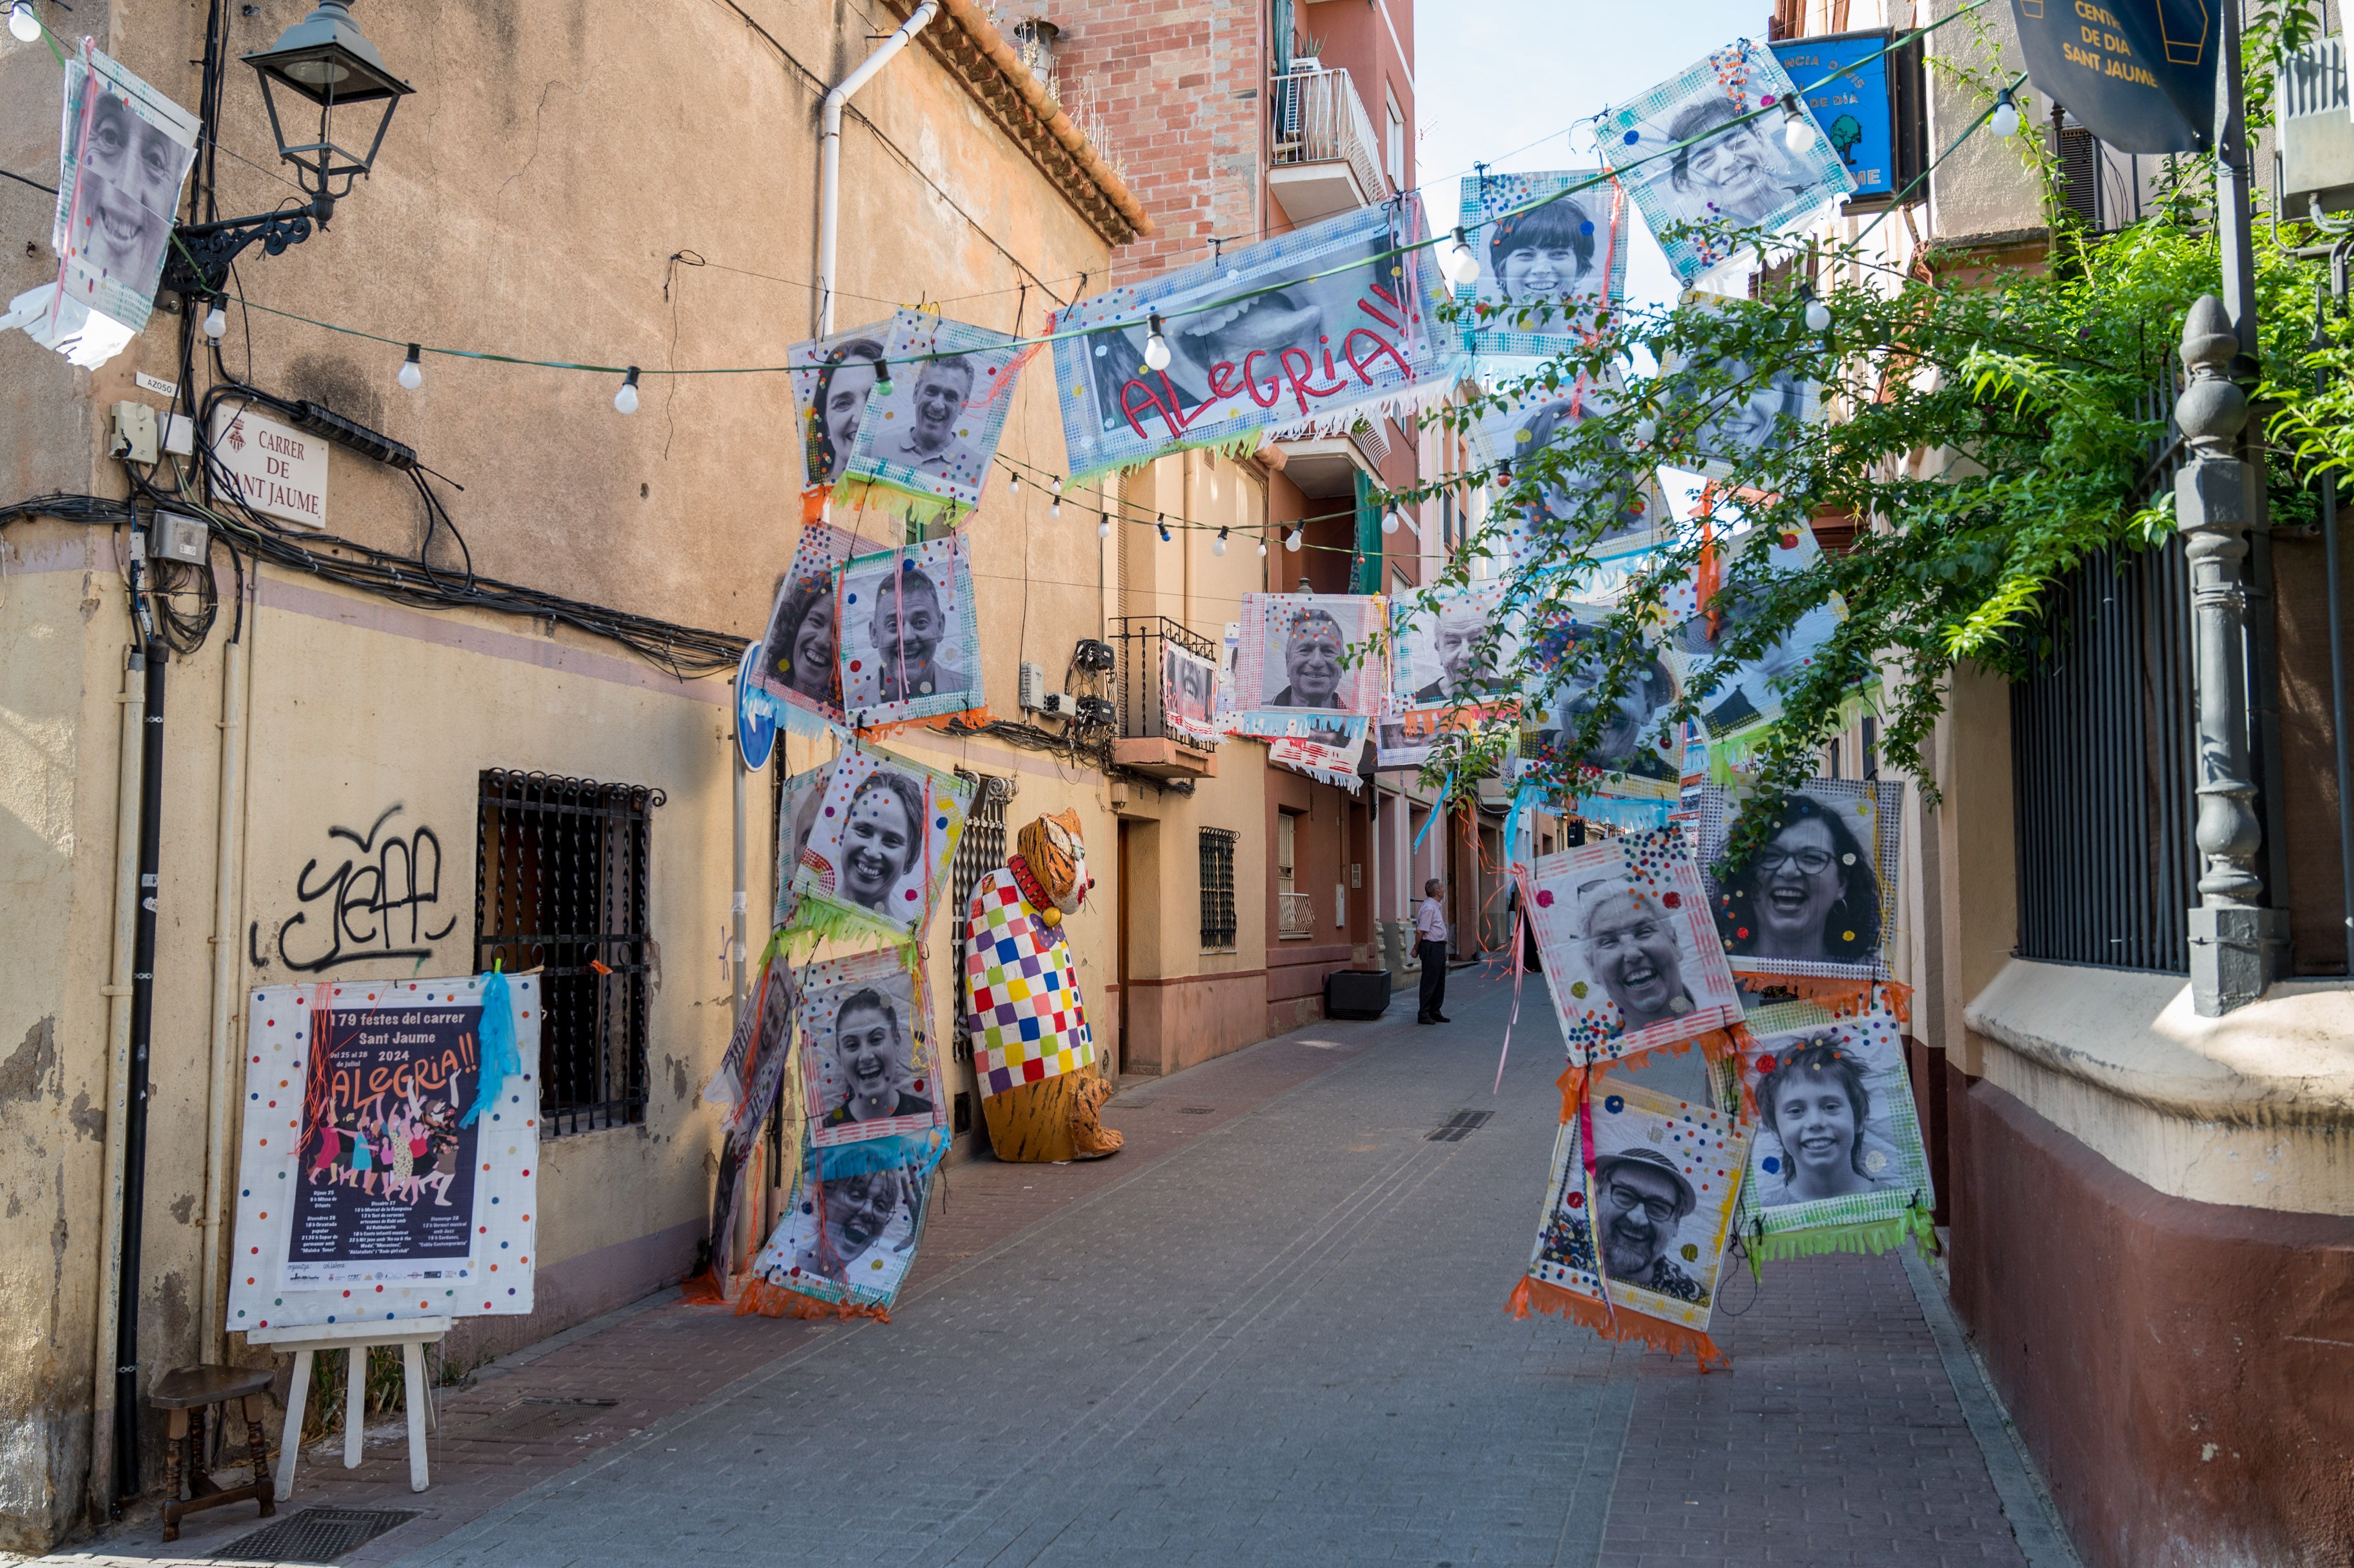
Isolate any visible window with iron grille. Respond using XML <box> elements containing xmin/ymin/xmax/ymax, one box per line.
<box><xmin>474</xmin><ymin>770</ymin><xmax>663</xmax><ymax>1136</ymax></box>
<box><xmin>1199</xmin><ymin>828</ymin><xmax>1238</xmax><ymax>950</ymax></box>
<box><xmin>950</xmin><ymin>770</ymin><xmax>1016</xmax><ymax>1067</ymax></box>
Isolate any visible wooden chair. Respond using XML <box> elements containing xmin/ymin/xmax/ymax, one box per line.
<box><xmin>148</xmin><ymin>1364</ymin><xmax>276</xmax><ymax>1541</ymax></box>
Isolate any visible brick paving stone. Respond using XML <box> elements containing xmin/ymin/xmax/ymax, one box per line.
<box><xmin>29</xmin><ymin>970</ymin><xmax>2047</xmax><ymax>1568</ymax></box>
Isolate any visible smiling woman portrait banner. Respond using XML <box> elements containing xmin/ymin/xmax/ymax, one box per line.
<box><xmin>53</xmin><ymin>42</ymin><xmax>199</xmax><ymax>334</ymax></box>
<box><xmin>1698</xmin><ymin>777</ymin><xmax>1902</xmax><ymax>983</ymax></box>
<box><xmin>1453</xmin><ymin>169</ymin><xmax>1628</xmax><ymax>359</ymax></box>
<box><xmin>788</xmin><ymin>740</ymin><xmax>975</xmax><ymax>946</ymax></box>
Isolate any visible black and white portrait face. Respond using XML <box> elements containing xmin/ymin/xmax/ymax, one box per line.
<box><xmin>72</xmin><ymin>92</ymin><xmax>185</xmax><ymax>291</ymax></box>
<box><xmin>792</xmin><ymin>1167</ymin><xmax>914</xmax><ymax>1282</ymax></box>
<box><xmin>1744</xmin><ymin>1017</ymin><xmax>1917</xmax><ymax>1214</ymax></box>
<box><xmin>840</xmin><ymin>556</ymin><xmax>970</xmax><ymax>711</ymax></box>
<box><xmin>796</xmin><ymin>749</ymin><xmax>949</xmax><ymax>934</ymax></box>
<box><xmin>1164</xmin><ymin>647</ymin><xmax>1214</xmax><ymax>725</ymax></box>
<box><xmin>1594</xmin><ymin>1149</ymin><xmax>1698</xmax><ymax>1281</ymax></box>
<box><xmin>1539</xmin><ymin>645</ymin><xmax>1677</xmax><ymax>777</ymax></box>
<box><xmin>1704</xmin><ymin>783</ymin><xmax>1889</xmax><ymax>972</ymax></box>
<box><xmin>1575</xmin><ymin>881</ymin><xmax>1695</xmax><ymax>1034</ymax></box>
<box><xmin>816</xmin><ymin>979</ymin><xmax>930</xmax><ymax>1129</ymax></box>
<box><xmin>1691</xmin><ymin>363</ymin><xmax>1809</xmax><ymax>466</ymax></box>
<box><xmin>862</xmin><ymin>354</ymin><xmax>981</xmax><ymax>479</ymax></box>
<box><xmin>1266</xmin><ymin>608</ymin><xmax>1347</xmax><ymax>709</ymax></box>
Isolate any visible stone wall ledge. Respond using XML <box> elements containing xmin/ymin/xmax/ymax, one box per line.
<box><xmin>1966</xmin><ymin>957</ymin><xmax>2354</xmax><ymax>1127</ymax></box>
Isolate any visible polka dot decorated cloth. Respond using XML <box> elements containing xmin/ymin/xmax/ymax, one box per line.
<box><xmin>226</xmin><ymin>976</ymin><xmax>540</xmax><ymax>1334</ymax></box>
<box><xmin>963</xmin><ymin>870</ymin><xmax>1095</xmax><ymax>1098</ymax></box>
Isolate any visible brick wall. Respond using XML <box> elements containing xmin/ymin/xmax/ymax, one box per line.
<box><xmin>1049</xmin><ymin>0</ymin><xmax>1268</xmax><ymax>278</ymax></box>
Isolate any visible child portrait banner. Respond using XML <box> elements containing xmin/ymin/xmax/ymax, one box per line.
<box><xmin>1453</xmin><ymin>169</ymin><xmax>1628</xmax><ymax>358</ymax></box>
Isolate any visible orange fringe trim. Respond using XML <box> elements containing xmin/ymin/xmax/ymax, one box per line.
<box><xmin>1740</xmin><ymin>975</ymin><xmax>1912</xmax><ymax>1023</ymax></box>
<box><xmin>857</xmin><ymin>704</ymin><xmax>996</xmax><ymax>739</ymax></box>
<box><xmin>801</xmin><ymin>486</ymin><xmax>831</xmax><ymax>524</ymax></box>
<box><xmin>677</xmin><ymin>1269</ymin><xmax>729</xmax><ymax>1305</ymax></box>
<box><xmin>731</xmin><ymin>1274</ymin><xmax>893</xmax><ymax>1324</ymax></box>
<box><xmin>1506</xmin><ymin>1275</ymin><xmax>1731</xmax><ymax>1372</ymax></box>
<box><xmin>1554</xmin><ymin>1026</ymin><xmax>1748</xmax><ymax>1123</ymax></box>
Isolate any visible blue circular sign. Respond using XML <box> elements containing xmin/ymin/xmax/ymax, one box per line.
<box><xmin>735</xmin><ymin>643</ymin><xmax>778</xmax><ymax>772</ymax></box>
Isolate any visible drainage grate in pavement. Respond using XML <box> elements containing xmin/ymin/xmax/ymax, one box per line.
<box><xmin>1426</xmin><ymin>1109</ymin><xmax>1495</xmax><ymax>1142</ymax></box>
<box><xmin>1177</xmin><ymin>1106</ymin><xmax>1217</xmax><ymax>1115</ymax></box>
<box><xmin>208</xmin><ymin>1505</ymin><xmax>419</xmax><ymax>1563</ymax></box>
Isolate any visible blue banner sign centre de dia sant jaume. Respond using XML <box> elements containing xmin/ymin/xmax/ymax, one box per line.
<box><xmin>1771</xmin><ymin>34</ymin><xmax>1896</xmax><ymax>202</ymax></box>
<box><xmin>2009</xmin><ymin>0</ymin><xmax>2217</xmax><ymax>154</ymax></box>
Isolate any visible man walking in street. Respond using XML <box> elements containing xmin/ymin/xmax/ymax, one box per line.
<box><xmin>1416</xmin><ymin>878</ymin><xmax>1451</xmax><ymax>1024</ymax></box>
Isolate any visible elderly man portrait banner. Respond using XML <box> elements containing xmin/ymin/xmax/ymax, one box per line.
<box><xmin>1734</xmin><ymin>1007</ymin><xmax>1934</xmax><ymax>1262</ymax></box>
<box><xmin>1452</xmin><ymin>170</ymin><xmax>1628</xmax><ymax>358</ymax></box>
<box><xmin>1233</xmin><ymin>593</ymin><xmax>1387</xmax><ymax>733</ymax></box>
<box><xmin>53</xmin><ymin>43</ymin><xmax>199</xmax><ymax>335</ymax></box>
<box><xmin>1049</xmin><ymin>200</ymin><xmax>1461</xmax><ymax>482</ymax></box>
<box><xmin>789</xmin><ymin>741</ymin><xmax>975</xmax><ymax>946</ymax></box>
<box><xmin>1511</xmin><ymin>1078</ymin><xmax>1749</xmax><ymax>1368</ymax></box>
<box><xmin>1515</xmin><ymin>826</ymin><xmax>1744</xmax><ymax>1075</ymax></box>
<box><xmin>1601</xmin><ymin>41</ymin><xmax>1856</xmax><ymax>285</ymax></box>
<box><xmin>836</xmin><ymin>537</ymin><xmax>982</xmax><ymax>728</ymax></box>
<box><xmin>1698</xmin><ymin>776</ymin><xmax>1903</xmax><ymax>988</ymax></box>
<box><xmin>847</xmin><ymin>310</ymin><xmax>1032</xmax><ymax>519</ymax></box>
<box><xmin>1391</xmin><ymin>581</ymin><xmax>1522</xmax><ymax>708</ymax></box>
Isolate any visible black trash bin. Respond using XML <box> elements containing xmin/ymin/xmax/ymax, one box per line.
<box><xmin>1323</xmin><ymin>968</ymin><xmax>1393</xmax><ymax>1021</ymax></box>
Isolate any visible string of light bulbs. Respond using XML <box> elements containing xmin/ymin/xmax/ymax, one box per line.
<box><xmin>990</xmin><ymin>453</ymin><xmax>1377</xmax><ymax>558</ymax></box>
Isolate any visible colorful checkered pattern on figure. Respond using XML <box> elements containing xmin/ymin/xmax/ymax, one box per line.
<box><xmin>963</xmin><ymin>870</ymin><xmax>1094</xmax><ymax>1097</ymax></box>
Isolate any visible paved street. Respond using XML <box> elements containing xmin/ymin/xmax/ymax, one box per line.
<box><xmin>43</xmin><ymin>970</ymin><xmax>2054</xmax><ymax>1568</ymax></box>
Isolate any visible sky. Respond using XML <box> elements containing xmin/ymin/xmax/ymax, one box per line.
<box><xmin>1414</xmin><ymin>0</ymin><xmax>1770</xmax><ymax>311</ymax></box>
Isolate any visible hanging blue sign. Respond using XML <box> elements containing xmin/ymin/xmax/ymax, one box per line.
<box><xmin>2006</xmin><ymin>0</ymin><xmax>2215</xmax><ymax>155</ymax></box>
<box><xmin>1771</xmin><ymin>34</ymin><xmax>1897</xmax><ymax>202</ymax></box>
<box><xmin>735</xmin><ymin>643</ymin><xmax>779</xmax><ymax>772</ymax></box>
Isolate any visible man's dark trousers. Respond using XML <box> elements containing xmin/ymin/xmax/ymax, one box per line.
<box><xmin>1418</xmin><ymin>939</ymin><xmax>1448</xmax><ymax>1020</ymax></box>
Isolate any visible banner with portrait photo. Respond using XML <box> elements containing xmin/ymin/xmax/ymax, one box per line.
<box><xmin>771</xmin><ymin>757</ymin><xmax>835</xmax><ymax>928</ymax></box>
<box><xmin>1510</xmin><ymin>1077</ymin><xmax>1749</xmax><ymax>1367</ymax></box>
<box><xmin>1515</xmin><ymin>826</ymin><xmax>1744</xmax><ymax>1072</ymax></box>
<box><xmin>837</xmin><ymin>536</ymin><xmax>982</xmax><ymax>728</ymax></box>
<box><xmin>1661</xmin><ymin>508</ymin><xmax>1841</xmax><ymax>743</ymax></box>
<box><xmin>1265</xmin><ymin>715</ymin><xmax>1367</xmax><ymax>791</ymax></box>
<box><xmin>51</xmin><ymin>43</ymin><xmax>198</xmax><ymax>337</ymax></box>
<box><xmin>788</xmin><ymin>741</ymin><xmax>974</xmax><ymax>945</ymax></box>
<box><xmin>743</xmin><ymin>1156</ymin><xmax>934</xmax><ymax>1321</ymax></box>
<box><xmin>796</xmin><ymin>947</ymin><xmax>948</xmax><ymax>1175</ymax></box>
<box><xmin>1516</xmin><ymin>608</ymin><xmax>1685</xmax><ymax>788</ymax></box>
<box><xmin>1390</xmin><ymin>580</ymin><xmax>1521</xmax><ymax>709</ymax></box>
<box><xmin>1659</xmin><ymin>306</ymin><xmax>1823</xmax><ymax>483</ymax></box>
<box><xmin>792</xmin><ymin>321</ymin><xmax>896</xmax><ymax>494</ymax></box>
<box><xmin>1601</xmin><ymin>40</ymin><xmax>1857</xmax><ymax>284</ymax></box>
<box><xmin>845</xmin><ymin>310</ymin><xmax>1031</xmax><ymax>519</ymax></box>
<box><xmin>1734</xmin><ymin>1004</ymin><xmax>1933</xmax><ymax>1262</ymax></box>
<box><xmin>1160</xmin><ymin>641</ymin><xmax>1222</xmax><ymax>748</ymax></box>
<box><xmin>1698</xmin><ymin>777</ymin><xmax>1901</xmax><ymax>986</ymax></box>
<box><xmin>705</xmin><ymin>944</ymin><xmax>801</xmax><ymax>1285</ymax></box>
<box><xmin>1454</xmin><ymin>171</ymin><xmax>1628</xmax><ymax>357</ymax></box>
<box><xmin>1377</xmin><ymin>700</ymin><xmax>1511</xmax><ymax>770</ymax></box>
<box><xmin>1049</xmin><ymin>200</ymin><xmax>1459</xmax><ymax>481</ymax></box>
<box><xmin>749</xmin><ymin>522</ymin><xmax>882</xmax><ymax>734</ymax></box>
<box><xmin>227</xmin><ymin>974</ymin><xmax>540</xmax><ymax>1332</ymax></box>
<box><xmin>1468</xmin><ymin>374</ymin><xmax>1660</xmax><ymax>568</ymax></box>
<box><xmin>1230</xmin><ymin>592</ymin><xmax>1385</xmax><ymax>734</ymax></box>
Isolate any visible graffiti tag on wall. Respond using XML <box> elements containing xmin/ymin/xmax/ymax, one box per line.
<box><xmin>251</xmin><ymin>804</ymin><xmax>459</xmax><ymax>973</ymax></box>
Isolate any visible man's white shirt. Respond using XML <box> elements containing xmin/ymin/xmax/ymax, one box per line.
<box><xmin>1414</xmin><ymin>897</ymin><xmax>1447</xmax><ymax>944</ymax></box>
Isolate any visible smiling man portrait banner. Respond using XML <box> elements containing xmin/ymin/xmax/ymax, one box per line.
<box><xmin>1230</xmin><ymin>593</ymin><xmax>1387</xmax><ymax>736</ymax></box>
<box><xmin>1050</xmin><ymin>200</ymin><xmax>1461</xmax><ymax>480</ymax></box>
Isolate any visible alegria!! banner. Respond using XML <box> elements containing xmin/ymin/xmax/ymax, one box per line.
<box><xmin>1049</xmin><ymin>200</ymin><xmax>1459</xmax><ymax>481</ymax></box>
<box><xmin>2008</xmin><ymin>0</ymin><xmax>2216</xmax><ymax>154</ymax></box>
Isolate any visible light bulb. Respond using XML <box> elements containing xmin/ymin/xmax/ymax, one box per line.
<box><xmin>1143</xmin><ymin>312</ymin><xmax>1171</xmax><ymax>372</ymax></box>
<box><xmin>8</xmin><ymin>3</ymin><xmax>40</xmax><ymax>43</ymax></box>
<box><xmin>1097</xmin><ymin>517</ymin><xmax>1112</xmax><ymax>539</ymax></box>
<box><xmin>202</xmin><ymin>304</ymin><xmax>227</xmax><ymax>341</ymax></box>
<box><xmin>1989</xmin><ymin>91</ymin><xmax>2020</xmax><ymax>139</ymax></box>
<box><xmin>1157</xmin><ymin>515</ymin><xmax>1172</xmax><ymax>543</ymax></box>
<box><xmin>1049</xmin><ymin>496</ymin><xmax>1062</xmax><ymax>519</ymax></box>
<box><xmin>1212</xmin><ymin>527</ymin><xmax>1229</xmax><ymax>556</ymax></box>
<box><xmin>1257</xmin><ymin>538</ymin><xmax>1268</xmax><ymax>557</ymax></box>
<box><xmin>1782</xmin><ymin>100</ymin><xmax>1816</xmax><ymax>154</ymax></box>
<box><xmin>1446</xmin><ymin>227</ymin><xmax>1480</xmax><ymax>286</ymax></box>
<box><xmin>1284</xmin><ymin>527</ymin><xmax>1303</xmax><ymax>552</ymax></box>
<box><xmin>614</xmin><ymin>367</ymin><xmax>640</xmax><ymax>414</ymax></box>
<box><xmin>1804</xmin><ymin>297</ymin><xmax>1833</xmax><ymax>333</ymax></box>
<box><xmin>1380</xmin><ymin>509</ymin><xmax>1400</xmax><ymax>535</ymax></box>
<box><xmin>1008</xmin><ymin>469</ymin><xmax>1021</xmax><ymax>496</ymax></box>
<box><xmin>398</xmin><ymin>343</ymin><xmax>423</xmax><ymax>390</ymax></box>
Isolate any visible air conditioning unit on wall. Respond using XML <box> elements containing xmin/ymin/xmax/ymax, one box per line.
<box><xmin>2281</xmin><ymin>37</ymin><xmax>2354</xmax><ymax>218</ymax></box>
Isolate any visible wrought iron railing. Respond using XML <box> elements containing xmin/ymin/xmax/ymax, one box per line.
<box><xmin>1269</xmin><ymin>66</ymin><xmax>1388</xmax><ymax>205</ymax></box>
<box><xmin>1109</xmin><ymin>615</ymin><xmax>1219</xmax><ymax>753</ymax></box>
<box><xmin>1277</xmin><ymin>889</ymin><xmax>1317</xmax><ymax>939</ymax></box>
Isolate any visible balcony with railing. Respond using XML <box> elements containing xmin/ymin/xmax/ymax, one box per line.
<box><xmin>1276</xmin><ymin>890</ymin><xmax>1318</xmax><ymax>940</ymax></box>
<box><xmin>1107</xmin><ymin>615</ymin><xmax>1220</xmax><ymax>781</ymax></box>
<box><xmin>1267</xmin><ymin>64</ymin><xmax>1388</xmax><ymax>224</ymax></box>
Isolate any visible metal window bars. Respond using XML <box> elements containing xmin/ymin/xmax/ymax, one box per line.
<box><xmin>473</xmin><ymin>770</ymin><xmax>663</xmax><ymax>1135</ymax></box>
<box><xmin>1199</xmin><ymin>828</ymin><xmax>1238</xmax><ymax>949</ymax></box>
<box><xmin>1109</xmin><ymin>615</ymin><xmax>1220</xmax><ymax>754</ymax></box>
<box><xmin>949</xmin><ymin>770</ymin><xmax>1016</xmax><ymax>1069</ymax></box>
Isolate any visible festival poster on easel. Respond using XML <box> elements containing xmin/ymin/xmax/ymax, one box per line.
<box><xmin>227</xmin><ymin>974</ymin><xmax>540</xmax><ymax>1333</ymax></box>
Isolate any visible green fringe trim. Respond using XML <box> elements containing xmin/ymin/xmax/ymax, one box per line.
<box><xmin>1703</xmin><ymin>680</ymin><xmax>1885</xmax><ymax>784</ymax></box>
<box><xmin>834</xmin><ymin>475</ymin><xmax>973</xmax><ymax>539</ymax></box>
<box><xmin>1062</xmin><ymin>427</ymin><xmax>1272</xmax><ymax>492</ymax></box>
<box><xmin>1743</xmin><ymin>1203</ymin><xmax>1938</xmax><ymax>1279</ymax></box>
<box><xmin>783</xmin><ymin>890</ymin><xmax>918</xmax><ymax>949</ymax></box>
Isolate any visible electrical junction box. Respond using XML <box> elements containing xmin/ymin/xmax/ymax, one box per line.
<box><xmin>1018</xmin><ymin>660</ymin><xmax>1047</xmax><ymax>711</ymax></box>
<box><xmin>1037</xmin><ymin>691</ymin><xmax>1076</xmax><ymax>718</ymax></box>
<box><xmin>110</xmin><ymin>401</ymin><xmax>158</xmax><ymax>464</ymax></box>
<box><xmin>151</xmin><ymin>511</ymin><xmax>209</xmax><ymax>566</ymax></box>
<box><xmin>161</xmin><ymin>412</ymin><xmax>193</xmax><ymax>456</ymax></box>
<box><xmin>2281</xmin><ymin>37</ymin><xmax>2354</xmax><ymax>217</ymax></box>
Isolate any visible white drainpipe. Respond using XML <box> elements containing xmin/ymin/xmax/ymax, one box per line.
<box><xmin>817</xmin><ymin>1</ymin><xmax>940</xmax><ymax>336</ymax></box>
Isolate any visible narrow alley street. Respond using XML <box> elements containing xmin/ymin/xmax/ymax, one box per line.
<box><xmin>40</xmin><ymin>971</ymin><xmax>2061</xmax><ymax>1568</ymax></box>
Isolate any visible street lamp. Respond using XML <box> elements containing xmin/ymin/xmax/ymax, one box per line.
<box><xmin>163</xmin><ymin>2</ymin><xmax>413</xmax><ymax>300</ymax></box>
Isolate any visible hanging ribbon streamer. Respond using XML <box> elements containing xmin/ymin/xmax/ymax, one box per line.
<box><xmin>1493</xmin><ymin>901</ymin><xmax>1530</xmax><ymax>1095</ymax></box>
<box><xmin>458</xmin><ymin>968</ymin><xmax>519</xmax><ymax>1128</ymax></box>
<box><xmin>1412</xmin><ymin>772</ymin><xmax>1456</xmax><ymax>854</ymax></box>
